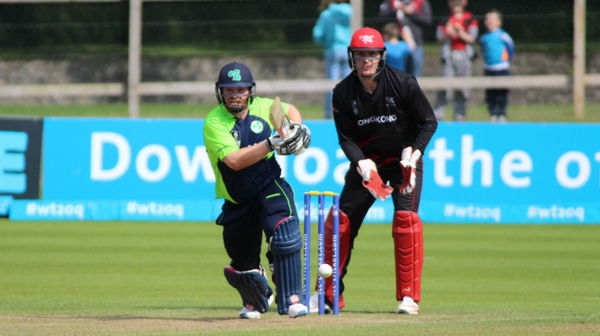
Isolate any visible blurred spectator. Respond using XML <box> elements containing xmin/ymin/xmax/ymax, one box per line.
<box><xmin>378</xmin><ymin>0</ymin><xmax>432</xmax><ymax>77</ymax></box>
<box><xmin>433</xmin><ymin>0</ymin><xmax>478</xmax><ymax>121</ymax></box>
<box><xmin>382</xmin><ymin>22</ymin><xmax>413</xmax><ymax>72</ymax></box>
<box><xmin>479</xmin><ymin>9</ymin><xmax>515</xmax><ymax>122</ymax></box>
<box><xmin>313</xmin><ymin>0</ymin><xmax>352</xmax><ymax>119</ymax></box>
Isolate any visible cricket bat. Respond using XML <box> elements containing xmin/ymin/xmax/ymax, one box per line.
<box><xmin>269</xmin><ymin>96</ymin><xmax>292</xmax><ymax>138</ymax></box>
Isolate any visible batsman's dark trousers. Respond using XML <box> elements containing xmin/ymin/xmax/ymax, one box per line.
<box><xmin>216</xmin><ymin>177</ymin><xmax>298</xmax><ymax>271</ymax></box>
<box><xmin>337</xmin><ymin>161</ymin><xmax>424</xmax><ymax>293</ymax></box>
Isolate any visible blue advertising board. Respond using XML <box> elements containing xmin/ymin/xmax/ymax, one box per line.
<box><xmin>0</xmin><ymin>196</ymin><xmax>12</xmax><ymax>216</ymax></box>
<box><xmin>42</xmin><ymin>118</ymin><xmax>211</xmax><ymax>200</ymax></box>
<box><xmin>0</xmin><ymin>116</ymin><xmax>43</xmax><ymax>199</ymax></box>
<box><xmin>9</xmin><ymin>199</ymin><xmax>223</xmax><ymax>221</ymax></box>
<box><xmin>13</xmin><ymin>117</ymin><xmax>599</xmax><ymax>223</ymax></box>
<box><xmin>421</xmin><ymin>123</ymin><xmax>600</xmax><ymax>223</ymax></box>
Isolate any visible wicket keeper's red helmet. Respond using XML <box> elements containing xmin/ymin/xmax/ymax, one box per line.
<box><xmin>347</xmin><ymin>27</ymin><xmax>387</xmax><ymax>72</ymax></box>
<box><xmin>349</xmin><ymin>27</ymin><xmax>385</xmax><ymax>50</ymax></box>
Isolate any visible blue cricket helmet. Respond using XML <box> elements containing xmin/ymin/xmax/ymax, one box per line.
<box><xmin>216</xmin><ymin>62</ymin><xmax>255</xmax><ymax>88</ymax></box>
<box><xmin>215</xmin><ymin>62</ymin><xmax>256</xmax><ymax>113</ymax></box>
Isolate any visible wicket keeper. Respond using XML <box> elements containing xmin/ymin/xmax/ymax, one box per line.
<box><xmin>315</xmin><ymin>27</ymin><xmax>438</xmax><ymax>315</ymax></box>
<box><xmin>203</xmin><ymin>62</ymin><xmax>311</xmax><ymax>319</ymax></box>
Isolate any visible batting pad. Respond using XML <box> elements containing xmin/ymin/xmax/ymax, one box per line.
<box><xmin>270</xmin><ymin>216</ymin><xmax>304</xmax><ymax>315</ymax></box>
<box><xmin>393</xmin><ymin>211</ymin><xmax>423</xmax><ymax>302</ymax></box>
<box><xmin>224</xmin><ymin>266</ymin><xmax>273</xmax><ymax>313</ymax></box>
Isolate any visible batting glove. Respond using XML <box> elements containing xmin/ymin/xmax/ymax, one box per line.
<box><xmin>357</xmin><ymin>159</ymin><xmax>393</xmax><ymax>200</ymax></box>
<box><xmin>293</xmin><ymin>124</ymin><xmax>311</xmax><ymax>155</ymax></box>
<box><xmin>399</xmin><ymin>146</ymin><xmax>422</xmax><ymax>194</ymax></box>
<box><xmin>266</xmin><ymin>134</ymin><xmax>283</xmax><ymax>151</ymax></box>
<box><xmin>266</xmin><ymin>123</ymin><xmax>303</xmax><ymax>156</ymax></box>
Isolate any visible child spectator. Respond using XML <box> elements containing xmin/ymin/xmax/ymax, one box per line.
<box><xmin>379</xmin><ymin>0</ymin><xmax>431</xmax><ymax>77</ymax></box>
<box><xmin>433</xmin><ymin>0</ymin><xmax>478</xmax><ymax>121</ymax></box>
<box><xmin>382</xmin><ymin>22</ymin><xmax>413</xmax><ymax>72</ymax></box>
<box><xmin>479</xmin><ymin>9</ymin><xmax>515</xmax><ymax>122</ymax></box>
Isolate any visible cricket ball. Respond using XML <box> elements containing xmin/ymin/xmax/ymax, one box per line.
<box><xmin>318</xmin><ymin>263</ymin><xmax>333</xmax><ymax>278</ymax></box>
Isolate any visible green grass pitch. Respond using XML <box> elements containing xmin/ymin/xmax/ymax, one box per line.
<box><xmin>1</xmin><ymin>220</ymin><xmax>599</xmax><ymax>335</ymax></box>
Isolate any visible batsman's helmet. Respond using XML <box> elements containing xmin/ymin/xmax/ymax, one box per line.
<box><xmin>347</xmin><ymin>27</ymin><xmax>387</xmax><ymax>74</ymax></box>
<box><xmin>215</xmin><ymin>62</ymin><xmax>256</xmax><ymax>113</ymax></box>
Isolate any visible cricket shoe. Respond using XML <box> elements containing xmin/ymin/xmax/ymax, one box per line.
<box><xmin>396</xmin><ymin>296</ymin><xmax>419</xmax><ymax>315</ymax></box>
<box><xmin>308</xmin><ymin>292</ymin><xmax>332</xmax><ymax>314</ymax></box>
<box><xmin>287</xmin><ymin>303</ymin><xmax>308</xmax><ymax>318</ymax></box>
<box><xmin>239</xmin><ymin>293</ymin><xmax>274</xmax><ymax>319</ymax></box>
<box><xmin>239</xmin><ymin>305</ymin><xmax>261</xmax><ymax>319</ymax></box>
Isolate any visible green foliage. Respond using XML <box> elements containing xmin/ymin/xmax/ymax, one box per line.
<box><xmin>0</xmin><ymin>0</ymin><xmax>599</xmax><ymax>56</ymax></box>
<box><xmin>0</xmin><ymin>3</ymin><xmax>128</xmax><ymax>48</ymax></box>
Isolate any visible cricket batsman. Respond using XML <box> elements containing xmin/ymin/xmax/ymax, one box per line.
<box><xmin>313</xmin><ymin>27</ymin><xmax>438</xmax><ymax>315</ymax></box>
<box><xmin>203</xmin><ymin>62</ymin><xmax>311</xmax><ymax>319</ymax></box>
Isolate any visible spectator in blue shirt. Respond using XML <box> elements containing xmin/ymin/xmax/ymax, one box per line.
<box><xmin>479</xmin><ymin>9</ymin><xmax>515</xmax><ymax>122</ymax></box>
<box><xmin>382</xmin><ymin>23</ymin><xmax>414</xmax><ymax>73</ymax></box>
<box><xmin>313</xmin><ymin>0</ymin><xmax>352</xmax><ymax>119</ymax></box>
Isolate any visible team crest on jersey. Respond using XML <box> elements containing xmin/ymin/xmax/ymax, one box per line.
<box><xmin>228</xmin><ymin>69</ymin><xmax>241</xmax><ymax>81</ymax></box>
<box><xmin>385</xmin><ymin>96</ymin><xmax>397</xmax><ymax>107</ymax></box>
<box><xmin>250</xmin><ymin>120</ymin><xmax>264</xmax><ymax>134</ymax></box>
<box><xmin>359</xmin><ymin>34</ymin><xmax>375</xmax><ymax>44</ymax></box>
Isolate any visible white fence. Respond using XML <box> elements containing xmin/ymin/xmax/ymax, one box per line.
<box><xmin>2</xmin><ymin>74</ymin><xmax>600</xmax><ymax>99</ymax></box>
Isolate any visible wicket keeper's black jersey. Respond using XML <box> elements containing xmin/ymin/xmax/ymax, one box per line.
<box><xmin>332</xmin><ymin>65</ymin><xmax>438</xmax><ymax>166</ymax></box>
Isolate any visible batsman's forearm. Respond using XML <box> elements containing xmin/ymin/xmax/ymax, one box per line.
<box><xmin>222</xmin><ymin>142</ymin><xmax>272</xmax><ymax>171</ymax></box>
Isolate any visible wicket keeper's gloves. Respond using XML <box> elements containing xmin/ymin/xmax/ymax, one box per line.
<box><xmin>357</xmin><ymin>159</ymin><xmax>393</xmax><ymax>200</ymax></box>
<box><xmin>399</xmin><ymin>146</ymin><xmax>422</xmax><ymax>194</ymax></box>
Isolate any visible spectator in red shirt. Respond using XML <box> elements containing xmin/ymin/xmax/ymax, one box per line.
<box><xmin>433</xmin><ymin>0</ymin><xmax>478</xmax><ymax>121</ymax></box>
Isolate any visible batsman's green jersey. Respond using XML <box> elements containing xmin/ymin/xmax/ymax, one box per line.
<box><xmin>203</xmin><ymin>97</ymin><xmax>290</xmax><ymax>203</ymax></box>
